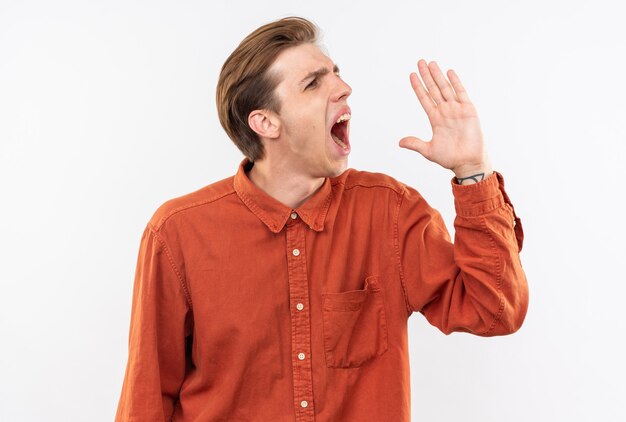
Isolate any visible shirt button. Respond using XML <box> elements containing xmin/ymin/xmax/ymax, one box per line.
<box><xmin>290</xmin><ymin>212</ymin><xmax>298</xmax><ymax>219</ymax></box>
<box><xmin>300</xmin><ymin>400</ymin><xmax>308</xmax><ymax>408</ymax></box>
<box><xmin>296</xmin><ymin>303</ymin><xmax>304</xmax><ymax>311</ymax></box>
<box><xmin>298</xmin><ymin>352</ymin><xmax>305</xmax><ymax>360</ymax></box>
<box><xmin>292</xmin><ymin>248</ymin><xmax>300</xmax><ymax>256</ymax></box>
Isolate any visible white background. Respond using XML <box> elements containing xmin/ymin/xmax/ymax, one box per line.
<box><xmin>1</xmin><ymin>0</ymin><xmax>625</xmax><ymax>420</ymax></box>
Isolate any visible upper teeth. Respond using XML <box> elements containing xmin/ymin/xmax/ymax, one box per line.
<box><xmin>336</xmin><ymin>113</ymin><xmax>351</xmax><ymax>123</ymax></box>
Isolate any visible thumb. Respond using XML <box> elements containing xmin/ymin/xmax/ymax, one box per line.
<box><xmin>398</xmin><ymin>136</ymin><xmax>431</xmax><ymax>158</ymax></box>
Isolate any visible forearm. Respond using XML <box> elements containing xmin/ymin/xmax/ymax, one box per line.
<box><xmin>449</xmin><ymin>171</ymin><xmax>528</xmax><ymax>335</ymax></box>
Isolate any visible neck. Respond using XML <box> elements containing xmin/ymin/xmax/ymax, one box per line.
<box><xmin>246</xmin><ymin>158</ymin><xmax>326</xmax><ymax>210</ymax></box>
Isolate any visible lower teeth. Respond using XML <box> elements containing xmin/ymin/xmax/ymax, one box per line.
<box><xmin>331</xmin><ymin>133</ymin><xmax>348</xmax><ymax>149</ymax></box>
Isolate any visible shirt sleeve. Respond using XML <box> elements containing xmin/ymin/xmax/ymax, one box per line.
<box><xmin>115</xmin><ymin>223</ymin><xmax>193</xmax><ymax>421</ymax></box>
<box><xmin>394</xmin><ymin>171</ymin><xmax>529</xmax><ymax>336</ymax></box>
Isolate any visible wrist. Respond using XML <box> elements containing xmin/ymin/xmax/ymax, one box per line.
<box><xmin>453</xmin><ymin>162</ymin><xmax>493</xmax><ymax>185</ymax></box>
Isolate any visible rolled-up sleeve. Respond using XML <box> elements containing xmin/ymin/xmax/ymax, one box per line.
<box><xmin>394</xmin><ymin>171</ymin><xmax>529</xmax><ymax>336</ymax></box>
<box><xmin>115</xmin><ymin>223</ymin><xmax>193</xmax><ymax>421</ymax></box>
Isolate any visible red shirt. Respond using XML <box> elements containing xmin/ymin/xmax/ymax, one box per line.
<box><xmin>115</xmin><ymin>157</ymin><xmax>528</xmax><ymax>421</ymax></box>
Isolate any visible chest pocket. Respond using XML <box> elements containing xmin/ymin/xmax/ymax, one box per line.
<box><xmin>321</xmin><ymin>275</ymin><xmax>389</xmax><ymax>368</ymax></box>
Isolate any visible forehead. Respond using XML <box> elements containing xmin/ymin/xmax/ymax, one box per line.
<box><xmin>269</xmin><ymin>43</ymin><xmax>334</xmax><ymax>84</ymax></box>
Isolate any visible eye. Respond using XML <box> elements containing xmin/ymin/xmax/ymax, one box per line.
<box><xmin>306</xmin><ymin>79</ymin><xmax>319</xmax><ymax>89</ymax></box>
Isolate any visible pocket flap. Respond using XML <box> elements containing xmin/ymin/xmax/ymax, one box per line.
<box><xmin>323</xmin><ymin>276</ymin><xmax>380</xmax><ymax>311</ymax></box>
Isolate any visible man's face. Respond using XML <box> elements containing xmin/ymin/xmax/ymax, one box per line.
<box><xmin>266</xmin><ymin>43</ymin><xmax>353</xmax><ymax>178</ymax></box>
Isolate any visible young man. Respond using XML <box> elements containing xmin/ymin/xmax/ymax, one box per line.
<box><xmin>115</xmin><ymin>16</ymin><xmax>528</xmax><ymax>422</ymax></box>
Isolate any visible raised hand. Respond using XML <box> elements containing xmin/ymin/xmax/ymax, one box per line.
<box><xmin>398</xmin><ymin>59</ymin><xmax>492</xmax><ymax>183</ymax></box>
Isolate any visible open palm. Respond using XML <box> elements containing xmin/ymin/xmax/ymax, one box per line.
<box><xmin>399</xmin><ymin>59</ymin><xmax>489</xmax><ymax>176</ymax></box>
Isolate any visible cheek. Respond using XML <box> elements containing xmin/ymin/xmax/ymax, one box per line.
<box><xmin>292</xmin><ymin>116</ymin><xmax>326</xmax><ymax>138</ymax></box>
<box><xmin>283</xmin><ymin>99</ymin><xmax>329</xmax><ymax>142</ymax></box>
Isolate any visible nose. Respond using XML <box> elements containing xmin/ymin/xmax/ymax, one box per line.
<box><xmin>331</xmin><ymin>75</ymin><xmax>352</xmax><ymax>103</ymax></box>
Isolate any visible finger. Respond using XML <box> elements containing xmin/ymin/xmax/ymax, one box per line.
<box><xmin>428</xmin><ymin>61</ymin><xmax>456</xmax><ymax>102</ymax></box>
<box><xmin>398</xmin><ymin>136</ymin><xmax>431</xmax><ymax>159</ymax></box>
<box><xmin>409</xmin><ymin>72</ymin><xmax>436</xmax><ymax>115</ymax></box>
<box><xmin>447</xmin><ymin>69</ymin><xmax>472</xmax><ymax>103</ymax></box>
<box><xmin>418</xmin><ymin>59</ymin><xmax>444</xmax><ymax>104</ymax></box>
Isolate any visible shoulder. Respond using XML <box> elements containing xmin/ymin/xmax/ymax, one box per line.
<box><xmin>148</xmin><ymin>175</ymin><xmax>236</xmax><ymax>230</ymax></box>
<box><xmin>335</xmin><ymin>167</ymin><xmax>408</xmax><ymax>196</ymax></box>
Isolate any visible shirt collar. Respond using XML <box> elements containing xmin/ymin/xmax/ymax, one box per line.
<box><xmin>233</xmin><ymin>157</ymin><xmax>333</xmax><ymax>233</ymax></box>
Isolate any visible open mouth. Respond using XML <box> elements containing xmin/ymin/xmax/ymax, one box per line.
<box><xmin>330</xmin><ymin>113</ymin><xmax>350</xmax><ymax>149</ymax></box>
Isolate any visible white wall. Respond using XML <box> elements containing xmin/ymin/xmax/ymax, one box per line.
<box><xmin>1</xmin><ymin>0</ymin><xmax>624</xmax><ymax>420</ymax></box>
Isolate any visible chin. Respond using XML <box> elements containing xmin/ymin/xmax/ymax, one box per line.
<box><xmin>330</xmin><ymin>161</ymin><xmax>348</xmax><ymax>177</ymax></box>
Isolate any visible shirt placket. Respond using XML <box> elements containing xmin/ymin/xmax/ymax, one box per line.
<box><xmin>286</xmin><ymin>210</ymin><xmax>315</xmax><ymax>421</ymax></box>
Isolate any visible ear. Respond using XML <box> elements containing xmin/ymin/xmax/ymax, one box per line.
<box><xmin>248</xmin><ymin>110</ymin><xmax>280</xmax><ymax>140</ymax></box>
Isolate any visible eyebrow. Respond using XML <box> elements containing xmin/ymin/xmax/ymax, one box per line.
<box><xmin>298</xmin><ymin>64</ymin><xmax>340</xmax><ymax>87</ymax></box>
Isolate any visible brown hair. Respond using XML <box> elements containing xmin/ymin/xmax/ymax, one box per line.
<box><xmin>216</xmin><ymin>16</ymin><xmax>319</xmax><ymax>162</ymax></box>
